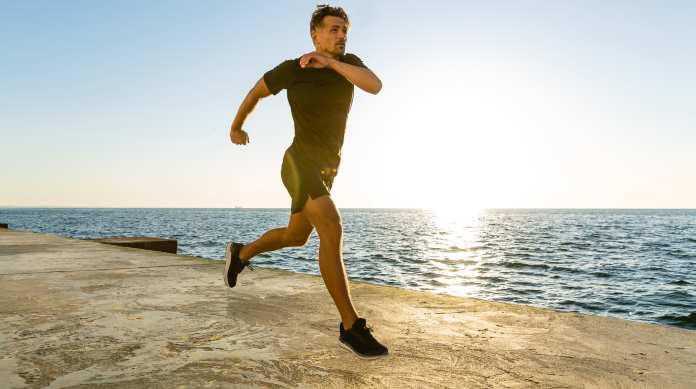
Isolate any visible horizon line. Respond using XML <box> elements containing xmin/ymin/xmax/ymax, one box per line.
<box><xmin>1</xmin><ymin>206</ymin><xmax>695</xmax><ymax>210</ymax></box>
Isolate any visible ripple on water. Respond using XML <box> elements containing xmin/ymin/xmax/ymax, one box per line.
<box><xmin>560</xmin><ymin>284</ymin><xmax>584</xmax><ymax>290</ymax></box>
<box><xmin>497</xmin><ymin>261</ymin><xmax>550</xmax><ymax>271</ymax></box>
<box><xmin>446</xmin><ymin>245</ymin><xmax>484</xmax><ymax>252</ymax></box>
<box><xmin>478</xmin><ymin>276</ymin><xmax>505</xmax><ymax>283</ymax></box>
<box><xmin>421</xmin><ymin>271</ymin><xmax>443</xmax><ymax>279</ymax></box>
<box><xmin>511</xmin><ymin>288</ymin><xmax>544</xmax><ymax>296</ymax></box>
<box><xmin>668</xmin><ymin>249</ymin><xmax>695</xmax><ymax>259</ymax></box>
<box><xmin>551</xmin><ymin>265</ymin><xmax>585</xmax><ymax>274</ymax></box>
<box><xmin>558</xmin><ymin>300</ymin><xmax>604</xmax><ymax>312</ymax></box>
<box><xmin>605</xmin><ymin>297</ymin><xmax>637</xmax><ymax>307</ymax></box>
<box><xmin>603</xmin><ymin>306</ymin><xmax>631</xmax><ymax>314</ymax></box>
<box><xmin>657</xmin><ymin>312</ymin><xmax>696</xmax><ymax>330</ymax></box>
<box><xmin>510</xmin><ymin>280</ymin><xmax>538</xmax><ymax>287</ymax></box>
<box><xmin>659</xmin><ymin>290</ymin><xmax>695</xmax><ymax>301</ymax></box>
<box><xmin>591</xmin><ymin>271</ymin><xmax>612</xmax><ymax>278</ymax></box>
<box><xmin>667</xmin><ymin>280</ymin><xmax>690</xmax><ymax>286</ymax></box>
<box><xmin>437</xmin><ymin>257</ymin><xmax>478</xmax><ymax>266</ymax></box>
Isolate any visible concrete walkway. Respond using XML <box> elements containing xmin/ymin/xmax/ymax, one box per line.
<box><xmin>1</xmin><ymin>228</ymin><xmax>694</xmax><ymax>388</ymax></box>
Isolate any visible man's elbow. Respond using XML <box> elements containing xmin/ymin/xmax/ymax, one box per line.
<box><xmin>368</xmin><ymin>79</ymin><xmax>383</xmax><ymax>95</ymax></box>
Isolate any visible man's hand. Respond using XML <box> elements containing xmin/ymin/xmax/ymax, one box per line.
<box><xmin>230</xmin><ymin>128</ymin><xmax>250</xmax><ymax>145</ymax></box>
<box><xmin>229</xmin><ymin>77</ymin><xmax>270</xmax><ymax>147</ymax></box>
<box><xmin>299</xmin><ymin>51</ymin><xmax>382</xmax><ymax>94</ymax></box>
<box><xmin>299</xmin><ymin>51</ymin><xmax>332</xmax><ymax>69</ymax></box>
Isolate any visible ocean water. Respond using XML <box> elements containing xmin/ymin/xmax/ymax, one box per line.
<box><xmin>1</xmin><ymin>207</ymin><xmax>694</xmax><ymax>330</ymax></box>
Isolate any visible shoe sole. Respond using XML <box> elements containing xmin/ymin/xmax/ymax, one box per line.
<box><xmin>339</xmin><ymin>338</ymin><xmax>389</xmax><ymax>360</ymax></box>
<box><xmin>224</xmin><ymin>242</ymin><xmax>234</xmax><ymax>288</ymax></box>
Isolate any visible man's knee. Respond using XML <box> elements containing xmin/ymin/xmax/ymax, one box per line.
<box><xmin>315</xmin><ymin>219</ymin><xmax>343</xmax><ymax>239</ymax></box>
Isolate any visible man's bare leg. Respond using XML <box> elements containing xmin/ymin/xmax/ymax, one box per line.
<box><xmin>301</xmin><ymin>194</ymin><xmax>359</xmax><ymax>330</ymax></box>
<box><xmin>238</xmin><ymin>211</ymin><xmax>314</xmax><ymax>263</ymax></box>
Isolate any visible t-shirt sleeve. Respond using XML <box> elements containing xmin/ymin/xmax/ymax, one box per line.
<box><xmin>263</xmin><ymin>59</ymin><xmax>297</xmax><ymax>95</ymax></box>
<box><xmin>341</xmin><ymin>53</ymin><xmax>368</xmax><ymax>68</ymax></box>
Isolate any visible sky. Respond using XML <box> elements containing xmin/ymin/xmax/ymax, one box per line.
<box><xmin>1</xmin><ymin>0</ymin><xmax>695</xmax><ymax>209</ymax></box>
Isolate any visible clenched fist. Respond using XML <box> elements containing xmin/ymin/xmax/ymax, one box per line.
<box><xmin>300</xmin><ymin>51</ymin><xmax>333</xmax><ymax>69</ymax></box>
<box><xmin>230</xmin><ymin>128</ymin><xmax>250</xmax><ymax>145</ymax></box>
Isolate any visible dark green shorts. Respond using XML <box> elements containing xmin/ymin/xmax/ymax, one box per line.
<box><xmin>281</xmin><ymin>149</ymin><xmax>337</xmax><ymax>214</ymax></box>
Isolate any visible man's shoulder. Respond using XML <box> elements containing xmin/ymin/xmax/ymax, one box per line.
<box><xmin>268</xmin><ymin>57</ymin><xmax>300</xmax><ymax>72</ymax></box>
<box><xmin>264</xmin><ymin>57</ymin><xmax>302</xmax><ymax>95</ymax></box>
<box><xmin>280</xmin><ymin>57</ymin><xmax>301</xmax><ymax>66</ymax></box>
<box><xmin>339</xmin><ymin>53</ymin><xmax>366</xmax><ymax>68</ymax></box>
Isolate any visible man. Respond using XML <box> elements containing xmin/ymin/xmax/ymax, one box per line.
<box><xmin>225</xmin><ymin>5</ymin><xmax>388</xmax><ymax>359</ymax></box>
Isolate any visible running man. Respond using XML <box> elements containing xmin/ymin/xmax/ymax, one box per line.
<box><xmin>224</xmin><ymin>5</ymin><xmax>388</xmax><ymax>358</ymax></box>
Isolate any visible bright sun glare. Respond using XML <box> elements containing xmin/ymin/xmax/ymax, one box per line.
<box><xmin>428</xmin><ymin>200</ymin><xmax>485</xmax><ymax>226</ymax></box>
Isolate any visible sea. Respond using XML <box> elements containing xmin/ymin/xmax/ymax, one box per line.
<box><xmin>1</xmin><ymin>207</ymin><xmax>694</xmax><ymax>330</ymax></box>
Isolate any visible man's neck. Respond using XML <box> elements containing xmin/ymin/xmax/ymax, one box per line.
<box><xmin>317</xmin><ymin>49</ymin><xmax>340</xmax><ymax>60</ymax></box>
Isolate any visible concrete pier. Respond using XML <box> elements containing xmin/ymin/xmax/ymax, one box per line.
<box><xmin>1</xmin><ymin>228</ymin><xmax>694</xmax><ymax>388</ymax></box>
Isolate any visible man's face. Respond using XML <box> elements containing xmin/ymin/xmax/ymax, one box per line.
<box><xmin>312</xmin><ymin>15</ymin><xmax>348</xmax><ymax>56</ymax></box>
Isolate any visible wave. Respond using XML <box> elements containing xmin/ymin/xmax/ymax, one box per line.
<box><xmin>668</xmin><ymin>250</ymin><xmax>695</xmax><ymax>259</ymax></box>
<box><xmin>446</xmin><ymin>245</ymin><xmax>484</xmax><ymax>252</ymax></box>
<box><xmin>512</xmin><ymin>288</ymin><xmax>543</xmax><ymax>296</ymax></box>
<box><xmin>561</xmin><ymin>241</ymin><xmax>591</xmax><ymax>247</ymax></box>
<box><xmin>557</xmin><ymin>299</ymin><xmax>604</xmax><ymax>312</ymax></box>
<box><xmin>421</xmin><ymin>271</ymin><xmax>443</xmax><ymax>279</ymax></box>
<box><xmin>591</xmin><ymin>271</ymin><xmax>613</xmax><ymax>278</ymax></box>
<box><xmin>510</xmin><ymin>280</ymin><xmax>539</xmax><ymax>287</ymax></box>
<box><xmin>478</xmin><ymin>276</ymin><xmax>505</xmax><ymax>283</ymax></box>
<box><xmin>668</xmin><ymin>280</ymin><xmax>690</xmax><ymax>286</ymax></box>
<box><xmin>643</xmin><ymin>266</ymin><xmax>667</xmax><ymax>272</ymax></box>
<box><xmin>644</xmin><ymin>241</ymin><xmax>672</xmax><ymax>248</ymax></box>
<box><xmin>661</xmin><ymin>301</ymin><xmax>693</xmax><ymax>309</ymax></box>
<box><xmin>661</xmin><ymin>290</ymin><xmax>694</xmax><ymax>300</ymax></box>
<box><xmin>483</xmin><ymin>261</ymin><xmax>550</xmax><ymax>271</ymax></box>
<box><xmin>552</xmin><ymin>265</ymin><xmax>585</xmax><ymax>274</ymax></box>
<box><xmin>657</xmin><ymin>312</ymin><xmax>696</xmax><ymax>330</ymax></box>
<box><xmin>436</xmin><ymin>257</ymin><xmax>478</xmax><ymax>266</ymax></box>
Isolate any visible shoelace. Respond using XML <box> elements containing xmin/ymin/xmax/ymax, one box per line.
<box><xmin>344</xmin><ymin>320</ymin><xmax>373</xmax><ymax>333</ymax></box>
<box><xmin>358</xmin><ymin>324</ymin><xmax>374</xmax><ymax>333</ymax></box>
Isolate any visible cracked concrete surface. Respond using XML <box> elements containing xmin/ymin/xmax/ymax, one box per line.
<box><xmin>1</xmin><ymin>228</ymin><xmax>695</xmax><ymax>388</ymax></box>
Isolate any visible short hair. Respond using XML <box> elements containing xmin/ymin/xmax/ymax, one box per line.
<box><xmin>310</xmin><ymin>4</ymin><xmax>350</xmax><ymax>32</ymax></box>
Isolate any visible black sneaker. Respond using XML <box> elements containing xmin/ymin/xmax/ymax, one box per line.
<box><xmin>339</xmin><ymin>317</ymin><xmax>389</xmax><ymax>359</ymax></box>
<box><xmin>224</xmin><ymin>242</ymin><xmax>254</xmax><ymax>288</ymax></box>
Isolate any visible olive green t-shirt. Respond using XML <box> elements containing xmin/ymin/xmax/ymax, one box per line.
<box><xmin>263</xmin><ymin>53</ymin><xmax>368</xmax><ymax>170</ymax></box>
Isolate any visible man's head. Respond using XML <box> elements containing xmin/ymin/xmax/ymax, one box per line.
<box><xmin>310</xmin><ymin>4</ymin><xmax>350</xmax><ymax>57</ymax></box>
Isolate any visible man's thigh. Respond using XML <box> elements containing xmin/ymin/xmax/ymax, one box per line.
<box><xmin>301</xmin><ymin>194</ymin><xmax>342</xmax><ymax>233</ymax></box>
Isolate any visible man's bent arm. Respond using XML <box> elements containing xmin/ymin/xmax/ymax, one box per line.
<box><xmin>328</xmin><ymin>59</ymin><xmax>382</xmax><ymax>95</ymax></box>
<box><xmin>231</xmin><ymin>77</ymin><xmax>272</xmax><ymax>131</ymax></box>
